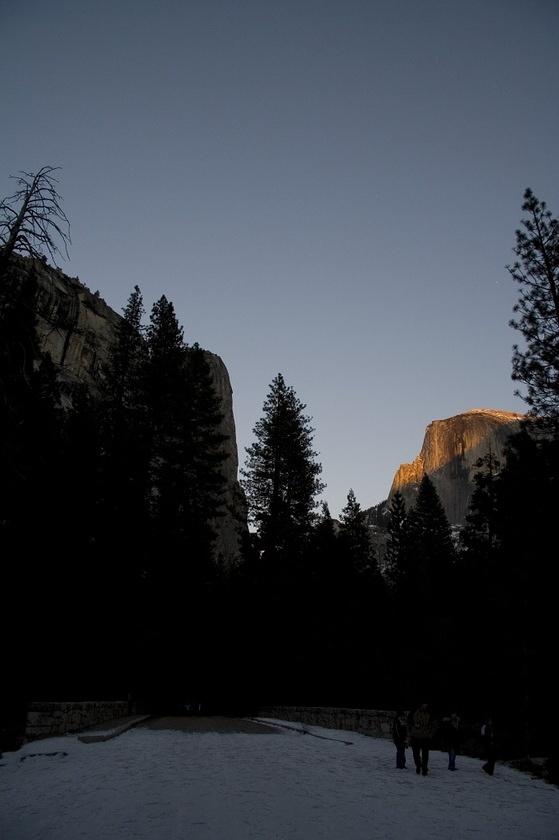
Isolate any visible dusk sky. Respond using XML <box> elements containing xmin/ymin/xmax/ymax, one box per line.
<box><xmin>2</xmin><ymin>0</ymin><xmax>558</xmax><ymax>516</ymax></box>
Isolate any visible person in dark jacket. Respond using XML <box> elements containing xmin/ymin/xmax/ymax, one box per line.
<box><xmin>481</xmin><ymin>716</ymin><xmax>496</xmax><ymax>775</ymax></box>
<box><xmin>392</xmin><ymin>711</ymin><xmax>409</xmax><ymax>769</ymax></box>
<box><xmin>440</xmin><ymin>712</ymin><xmax>461</xmax><ymax>770</ymax></box>
<box><xmin>408</xmin><ymin>703</ymin><xmax>436</xmax><ymax>775</ymax></box>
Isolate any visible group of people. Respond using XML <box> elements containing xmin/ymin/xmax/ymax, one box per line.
<box><xmin>392</xmin><ymin>705</ymin><xmax>496</xmax><ymax>776</ymax></box>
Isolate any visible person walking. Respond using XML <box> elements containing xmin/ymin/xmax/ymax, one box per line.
<box><xmin>392</xmin><ymin>710</ymin><xmax>409</xmax><ymax>769</ymax></box>
<box><xmin>409</xmin><ymin>703</ymin><xmax>436</xmax><ymax>776</ymax></box>
<box><xmin>441</xmin><ymin>712</ymin><xmax>461</xmax><ymax>770</ymax></box>
<box><xmin>481</xmin><ymin>716</ymin><xmax>496</xmax><ymax>775</ymax></box>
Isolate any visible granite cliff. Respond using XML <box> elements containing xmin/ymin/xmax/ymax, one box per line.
<box><xmin>389</xmin><ymin>408</ymin><xmax>525</xmax><ymax>525</ymax></box>
<box><xmin>12</xmin><ymin>256</ymin><xmax>247</xmax><ymax>565</ymax></box>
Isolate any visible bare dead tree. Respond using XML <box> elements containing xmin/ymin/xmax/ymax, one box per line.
<box><xmin>0</xmin><ymin>166</ymin><xmax>71</xmax><ymax>280</ymax></box>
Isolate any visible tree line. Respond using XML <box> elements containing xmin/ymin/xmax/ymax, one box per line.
<box><xmin>1</xmin><ymin>170</ymin><xmax>557</xmax><ymax>765</ymax></box>
<box><xmin>1</xmin><ymin>168</ymin><xmax>232</xmax><ymax>715</ymax></box>
<box><xmin>229</xmin><ymin>188</ymin><xmax>559</xmax><ymax>766</ymax></box>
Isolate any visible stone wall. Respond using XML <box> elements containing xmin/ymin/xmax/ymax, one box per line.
<box><xmin>25</xmin><ymin>700</ymin><xmax>129</xmax><ymax>740</ymax></box>
<box><xmin>259</xmin><ymin>706</ymin><xmax>398</xmax><ymax>739</ymax></box>
<box><xmin>259</xmin><ymin>706</ymin><xmax>492</xmax><ymax>757</ymax></box>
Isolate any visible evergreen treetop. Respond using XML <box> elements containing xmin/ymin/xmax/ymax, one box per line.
<box><xmin>508</xmin><ymin>189</ymin><xmax>559</xmax><ymax>430</ymax></box>
<box><xmin>385</xmin><ymin>491</ymin><xmax>408</xmax><ymax>587</ymax></box>
<box><xmin>103</xmin><ymin>285</ymin><xmax>147</xmax><ymax>414</ymax></box>
<box><xmin>404</xmin><ymin>474</ymin><xmax>455</xmax><ymax>599</ymax></box>
<box><xmin>339</xmin><ymin>488</ymin><xmax>375</xmax><ymax>576</ymax></box>
<box><xmin>242</xmin><ymin>372</ymin><xmax>324</xmax><ymax>552</ymax></box>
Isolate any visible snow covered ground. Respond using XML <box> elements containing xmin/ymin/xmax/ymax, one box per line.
<box><xmin>1</xmin><ymin>718</ymin><xmax>558</xmax><ymax>840</ymax></box>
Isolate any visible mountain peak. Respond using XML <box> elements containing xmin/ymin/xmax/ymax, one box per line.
<box><xmin>389</xmin><ymin>408</ymin><xmax>525</xmax><ymax>525</ymax></box>
<box><xmin>458</xmin><ymin>407</ymin><xmax>525</xmax><ymax>421</ymax></box>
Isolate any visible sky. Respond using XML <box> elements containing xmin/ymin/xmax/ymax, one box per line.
<box><xmin>2</xmin><ymin>719</ymin><xmax>559</xmax><ymax>839</ymax></box>
<box><xmin>1</xmin><ymin>0</ymin><xmax>558</xmax><ymax>516</ymax></box>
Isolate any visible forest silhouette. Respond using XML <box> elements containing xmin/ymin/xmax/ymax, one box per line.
<box><xmin>1</xmin><ymin>173</ymin><xmax>558</xmax><ymax>775</ymax></box>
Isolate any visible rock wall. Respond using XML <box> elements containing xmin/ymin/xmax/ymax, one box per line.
<box><xmin>203</xmin><ymin>351</ymin><xmax>248</xmax><ymax>564</ymax></box>
<box><xmin>259</xmin><ymin>705</ymin><xmax>397</xmax><ymax>739</ymax></box>
<box><xmin>13</xmin><ymin>256</ymin><xmax>246</xmax><ymax>565</ymax></box>
<box><xmin>31</xmin><ymin>262</ymin><xmax>122</xmax><ymax>396</ymax></box>
<box><xmin>389</xmin><ymin>408</ymin><xmax>524</xmax><ymax>525</ymax></box>
<box><xmin>259</xmin><ymin>706</ymin><xmax>490</xmax><ymax>757</ymax></box>
<box><xmin>25</xmin><ymin>700</ymin><xmax>129</xmax><ymax>740</ymax></box>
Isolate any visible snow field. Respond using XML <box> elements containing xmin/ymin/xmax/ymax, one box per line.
<box><xmin>1</xmin><ymin>719</ymin><xmax>558</xmax><ymax>840</ymax></box>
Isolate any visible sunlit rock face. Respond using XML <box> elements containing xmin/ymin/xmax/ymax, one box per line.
<box><xmin>389</xmin><ymin>408</ymin><xmax>525</xmax><ymax>525</ymax></box>
<box><xmin>12</xmin><ymin>256</ymin><xmax>247</xmax><ymax>566</ymax></box>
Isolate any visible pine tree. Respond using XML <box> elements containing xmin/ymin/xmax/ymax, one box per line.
<box><xmin>0</xmin><ymin>307</ymin><xmax>64</xmax><ymax>704</ymax></box>
<box><xmin>56</xmin><ymin>384</ymin><xmax>103</xmax><ymax>619</ymax></box>
<box><xmin>384</xmin><ymin>491</ymin><xmax>409</xmax><ymax>587</ymax></box>
<box><xmin>312</xmin><ymin>502</ymin><xmax>338</xmax><ymax>562</ymax></box>
<box><xmin>0</xmin><ymin>264</ymin><xmax>42</xmax><ymax>403</ymax></box>
<box><xmin>406</xmin><ymin>474</ymin><xmax>455</xmax><ymax>598</ymax></box>
<box><xmin>460</xmin><ymin>450</ymin><xmax>501</xmax><ymax>565</ymax></box>
<box><xmin>338</xmin><ymin>489</ymin><xmax>375</xmax><ymax>577</ymax></box>
<box><xmin>101</xmin><ymin>286</ymin><xmax>149</xmax><ymax>495</ymax></box>
<box><xmin>508</xmin><ymin>189</ymin><xmax>559</xmax><ymax>430</ymax></box>
<box><xmin>505</xmin><ymin>190</ymin><xmax>559</xmax><ymax>751</ymax></box>
<box><xmin>145</xmin><ymin>299</ymin><xmax>228</xmax><ymax>573</ymax></box>
<box><xmin>455</xmin><ymin>430</ymin><xmax>559</xmax><ymax>745</ymax></box>
<box><xmin>0</xmin><ymin>266</ymin><xmax>62</xmax><ymax>551</ymax></box>
<box><xmin>135</xmin><ymin>297</ymin><xmax>228</xmax><ymax>687</ymax></box>
<box><xmin>242</xmin><ymin>373</ymin><xmax>324</xmax><ymax>555</ymax></box>
<box><xmin>145</xmin><ymin>295</ymin><xmax>186</xmax><ymax>433</ymax></box>
<box><xmin>103</xmin><ymin>285</ymin><xmax>147</xmax><ymax>419</ymax></box>
<box><xmin>96</xmin><ymin>286</ymin><xmax>151</xmax><ymax>595</ymax></box>
<box><xmin>180</xmin><ymin>343</ymin><xmax>229</xmax><ymax>557</ymax></box>
<box><xmin>145</xmin><ymin>294</ymin><xmax>186</xmax><ymax>522</ymax></box>
<box><xmin>300</xmin><ymin>501</ymin><xmax>342</xmax><ymax>598</ymax></box>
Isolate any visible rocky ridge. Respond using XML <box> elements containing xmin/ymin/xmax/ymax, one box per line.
<box><xmin>14</xmin><ymin>256</ymin><xmax>246</xmax><ymax>565</ymax></box>
<box><xmin>388</xmin><ymin>408</ymin><xmax>525</xmax><ymax>525</ymax></box>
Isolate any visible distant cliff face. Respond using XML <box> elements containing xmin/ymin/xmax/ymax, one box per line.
<box><xmin>389</xmin><ymin>408</ymin><xmax>525</xmax><ymax>525</ymax></box>
<box><xmin>15</xmin><ymin>256</ymin><xmax>247</xmax><ymax>566</ymax></box>
<box><xmin>201</xmin><ymin>351</ymin><xmax>248</xmax><ymax>564</ymax></box>
<box><xmin>11</xmin><ymin>256</ymin><xmax>122</xmax><ymax>397</ymax></box>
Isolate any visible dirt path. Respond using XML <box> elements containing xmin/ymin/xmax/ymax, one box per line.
<box><xmin>137</xmin><ymin>715</ymin><xmax>281</xmax><ymax>734</ymax></box>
